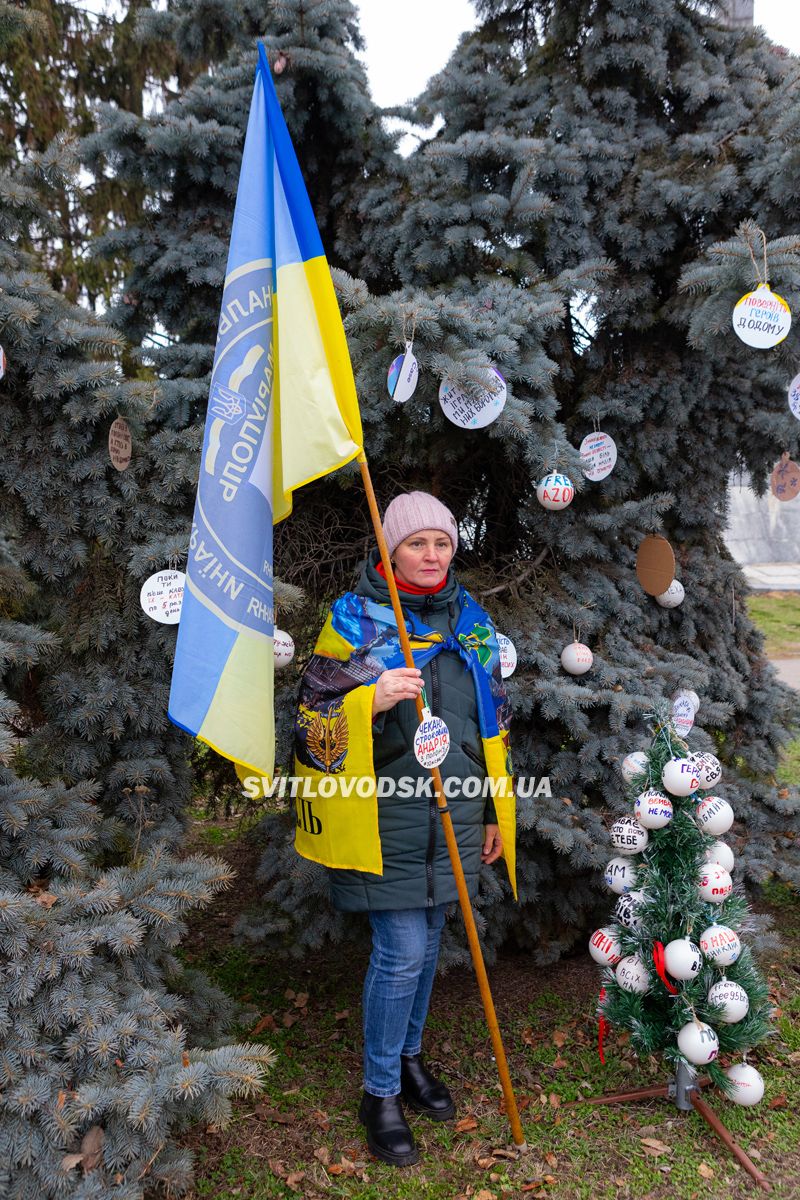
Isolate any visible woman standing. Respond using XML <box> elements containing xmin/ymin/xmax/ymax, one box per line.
<box><xmin>293</xmin><ymin>491</ymin><xmax>516</xmax><ymax>1167</ymax></box>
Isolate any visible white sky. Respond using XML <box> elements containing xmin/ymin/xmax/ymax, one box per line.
<box><xmin>355</xmin><ymin>0</ymin><xmax>800</xmax><ymax>105</ymax></box>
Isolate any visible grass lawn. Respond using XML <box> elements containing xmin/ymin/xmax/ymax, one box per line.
<box><xmin>746</xmin><ymin>592</ymin><xmax>800</xmax><ymax>658</ymax></box>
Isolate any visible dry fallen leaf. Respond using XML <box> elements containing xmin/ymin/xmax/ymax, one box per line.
<box><xmin>294</xmin><ymin>992</ymin><xmax>309</xmax><ymax>1009</ymax></box>
<box><xmin>544</xmin><ymin>1152</ymin><xmax>558</xmax><ymax>1168</ymax></box>
<box><xmin>549</xmin><ymin>1093</ymin><xmax>561</xmax><ymax>1109</ymax></box>
<box><xmin>286</xmin><ymin>1171</ymin><xmax>305</xmax><ymax>1192</ymax></box>
<box><xmin>698</xmin><ymin>1162</ymin><xmax>714</xmax><ymax>1179</ymax></box>
<box><xmin>311</xmin><ymin>1109</ymin><xmax>330</xmax><ymax>1131</ymax></box>
<box><xmin>640</xmin><ymin>1137</ymin><xmax>671</xmax><ymax>1156</ymax></box>
<box><xmin>282</xmin><ymin>1012</ymin><xmax>299</xmax><ymax>1028</ymax></box>
<box><xmin>476</xmin><ymin>1156</ymin><xmax>497</xmax><ymax>1169</ymax></box>
<box><xmin>61</xmin><ymin>1153</ymin><xmax>83</xmax><ymax>1172</ymax></box>
<box><xmin>455</xmin><ymin>1115</ymin><xmax>479</xmax><ymax>1133</ymax></box>
<box><xmin>35</xmin><ymin>891</ymin><xmax>58</xmax><ymax>909</ymax></box>
<box><xmin>80</xmin><ymin>1126</ymin><xmax>104</xmax><ymax>1173</ymax></box>
<box><xmin>250</xmin><ymin>1014</ymin><xmax>277</xmax><ymax>1036</ymax></box>
<box><xmin>553</xmin><ymin>1030</ymin><xmax>567</xmax><ymax>1048</ymax></box>
<box><xmin>474</xmin><ymin>1190</ymin><xmax>496</xmax><ymax>1200</ymax></box>
<box><xmin>268</xmin><ymin>1159</ymin><xmax>286</xmax><ymax>1178</ymax></box>
<box><xmin>313</xmin><ymin>1146</ymin><xmax>330</xmax><ymax>1166</ymax></box>
<box><xmin>768</xmin><ymin>1094</ymin><xmax>787</xmax><ymax>1109</ymax></box>
<box><xmin>334</xmin><ymin>1009</ymin><xmax>350</xmax><ymax>1021</ymax></box>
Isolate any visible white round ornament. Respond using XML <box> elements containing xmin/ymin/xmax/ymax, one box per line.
<box><xmin>610</xmin><ymin>815</ymin><xmax>649</xmax><ymax>856</ymax></box>
<box><xmin>0</xmin><ymin>344</ymin><xmax>7</xmax><ymax>380</ymax></box>
<box><xmin>413</xmin><ymin>710</ymin><xmax>450</xmax><ymax>768</ymax></box>
<box><xmin>438</xmin><ymin>367</ymin><xmax>506</xmax><ymax>429</ymax></box>
<box><xmin>725</xmin><ymin>1063</ymin><xmax>765</xmax><ymax>1106</ymax></box>
<box><xmin>699</xmin><ymin>923</ymin><xmax>741</xmax><ymax>966</ymax></box>
<box><xmin>140</xmin><ymin>570</ymin><xmax>185</xmax><ymax>625</ymax></box>
<box><xmin>671</xmin><ymin>694</ymin><xmax>695</xmax><ymax>738</ymax></box>
<box><xmin>621</xmin><ymin>751</ymin><xmax>649</xmax><ymax>783</ymax></box>
<box><xmin>690</xmin><ymin>751</ymin><xmax>722</xmax><ymax>790</ymax></box>
<box><xmin>497</xmin><ymin>633</ymin><xmax>517</xmax><ymax>679</ymax></box>
<box><xmin>634</xmin><ymin>788</ymin><xmax>673</xmax><ymax>830</ymax></box>
<box><xmin>677</xmin><ymin>1019</ymin><xmax>719</xmax><ymax>1065</ymax></box>
<box><xmin>663</xmin><ymin>938</ymin><xmax>702</xmax><ymax>980</ymax></box>
<box><xmin>674</xmin><ymin>688</ymin><xmax>700</xmax><ymax>714</ymax></box>
<box><xmin>536</xmin><ymin>472</ymin><xmax>574</xmax><ymax>511</ymax></box>
<box><xmin>604</xmin><ymin>857</ymin><xmax>639</xmax><ymax>895</ymax></box>
<box><xmin>661</xmin><ymin>757</ymin><xmax>700</xmax><ymax>797</ymax></box>
<box><xmin>273</xmin><ymin>629</ymin><xmax>295</xmax><ymax>667</ymax></box>
<box><xmin>588</xmin><ymin>925</ymin><xmax>622</xmax><ymax>966</ymax></box>
<box><xmin>579</xmin><ymin>431</ymin><xmax>617</xmax><ymax>482</ymax></box>
<box><xmin>788</xmin><ymin>372</ymin><xmax>800</xmax><ymax>421</ymax></box>
<box><xmin>560</xmin><ymin>641</ymin><xmax>593</xmax><ymax>675</ymax></box>
<box><xmin>614</xmin><ymin>889</ymin><xmax>646</xmax><ymax>930</ymax></box>
<box><xmin>708</xmin><ymin>979</ymin><xmax>749</xmax><ymax>1024</ymax></box>
<box><xmin>695</xmin><ymin>796</ymin><xmax>734</xmax><ymax>836</ymax></box>
<box><xmin>656</xmin><ymin>579</ymin><xmax>685</xmax><ymax>608</ymax></box>
<box><xmin>732</xmin><ymin>284</ymin><xmax>791</xmax><ymax>349</ymax></box>
<box><xmin>387</xmin><ymin>343</ymin><xmax>419</xmax><ymax>403</ymax></box>
<box><xmin>698</xmin><ymin>864</ymin><xmax>733</xmax><ymax>904</ymax></box>
<box><xmin>615</xmin><ymin>954</ymin><xmax>650</xmax><ymax>993</ymax></box>
<box><xmin>703</xmin><ymin>840</ymin><xmax>734</xmax><ymax>874</ymax></box>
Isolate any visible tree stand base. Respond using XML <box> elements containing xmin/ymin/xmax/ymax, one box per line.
<box><xmin>572</xmin><ymin>1063</ymin><xmax>770</xmax><ymax>1192</ymax></box>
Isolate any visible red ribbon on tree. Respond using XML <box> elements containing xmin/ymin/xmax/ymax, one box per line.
<box><xmin>652</xmin><ymin>941</ymin><xmax>678</xmax><ymax>994</ymax></box>
<box><xmin>597</xmin><ymin>986</ymin><xmax>609</xmax><ymax>1064</ymax></box>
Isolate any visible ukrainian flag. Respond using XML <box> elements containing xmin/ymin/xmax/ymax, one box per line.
<box><xmin>168</xmin><ymin>44</ymin><xmax>363</xmax><ymax>779</ymax></box>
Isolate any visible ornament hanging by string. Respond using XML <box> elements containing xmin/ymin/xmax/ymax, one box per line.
<box><xmin>663</xmin><ymin>937</ymin><xmax>702</xmax><ymax>980</ymax></box>
<box><xmin>621</xmin><ymin>751</ymin><xmax>649</xmax><ymax>783</ymax></box>
<box><xmin>615</xmin><ymin>954</ymin><xmax>650</xmax><ymax>993</ymax></box>
<box><xmin>635</xmin><ymin>534</ymin><xmax>675</xmax><ymax>597</ymax></box>
<box><xmin>674</xmin><ymin>688</ymin><xmax>700</xmax><ymax>714</ymax></box>
<box><xmin>703</xmin><ymin>839</ymin><xmax>734</xmax><ymax>873</ymax></box>
<box><xmin>707</xmin><ymin>979</ymin><xmax>749</xmax><ymax>1024</ymax></box>
<box><xmin>698</xmin><ymin>863</ymin><xmax>733</xmax><ymax>903</ymax></box>
<box><xmin>579</xmin><ymin>425</ymin><xmax>617</xmax><ymax>482</ymax></box>
<box><xmin>788</xmin><ymin>372</ymin><xmax>800</xmax><ymax>421</ymax></box>
<box><xmin>699</xmin><ymin>923</ymin><xmax>741</xmax><ymax>966</ymax></box>
<box><xmin>109</xmin><ymin>416</ymin><xmax>132</xmax><ymax>472</ymax></box>
<box><xmin>560</xmin><ymin>640</ymin><xmax>592</xmax><ymax>675</ymax></box>
<box><xmin>496</xmin><ymin>633</ymin><xmax>517</xmax><ymax>678</ymax></box>
<box><xmin>140</xmin><ymin>569</ymin><xmax>185</xmax><ymax>625</ymax></box>
<box><xmin>610</xmin><ymin>815</ymin><xmax>649</xmax><ymax>856</ymax></box>
<box><xmin>690</xmin><ymin>751</ymin><xmax>722</xmax><ymax>790</ymax></box>
<box><xmin>536</xmin><ymin>471</ymin><xmax>574</xmax><ymax>510</ymax></box>
<box><xmin>634</xmin><ymin>788</ymin><xmax>673</xmax><ymax>829</ymax></box>
<box><xmin>387</xmin><ymin>343</ymin><xmax>419</xmax><ymax>403</ymax></box>
<box><xmin>770</xmin><ymin>453</ymin><xmax>800</xmax><ymax>502</ymax></box>
<box><xmin>661</xmin><ymin>756</ymin><xmax>700</xmax><ymax>796</ymax></box>
<box><xmin>724</xmin><ymin>1062</ymin><xmax>764</xmax><ymax>1105</ymax></box>
<box><xmin>588</xmin><ymin>925</ymin><xmax>622</xmax><ymax>966</ymax></box>
<box><xmin>604</xmin><ymin>856</ymin><xmax>638</xmax><ymax>894</ymax></box>
<box><xmin>671</xmin><ymin>693</ymin><xmax>695</xmax><ymax>737</ymax></box>
<box><xmin>413</xmin><ymin>701</ymin><xmax>450</xmax><ymax>768</ymax></box>
<box><xmin>695</xmin><ymin>795</ymin><xmax>734</xmax><ymax>835</ymax></box>
<box><xmin>273</xmin><ymin>629</ymin><xmax>295</xmax><ymax>667</ymax></box>
<box><xmin>655</xmin><ymin>579</ymin><xmax>685</xmax><ymax>608</ymax></box>
<box><xmin>732</xmin><ymin>227</ymin><xmax>791</xmax><ymax>348</ymax></box>
<box><xmin>677</xmin><ymin>1018</ymin><xmax>719</xmax><ymax>1065</ymax></box>
<box><xmin>614</xmin><ymin>889</ymin><xmax>646</xmax><ymax>930</ymax></box>
<box><xmin>438</xmin><ymin>366</ymin><xmax>506</xmax><ymax>429</ymax></box>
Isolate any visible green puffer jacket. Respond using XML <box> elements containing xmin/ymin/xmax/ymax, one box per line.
<box><xmin>328</xmin><ymin>549</ymin><xmax>498</xmax><ymax>913</ymax></box>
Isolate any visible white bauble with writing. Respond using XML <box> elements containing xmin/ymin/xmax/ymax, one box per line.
<box><xmin>273</xmin><ymin>629</ymin><xmax>295</xmax><ymax>667</ymax></box>
<box><xmin>588</xmin><ymin>926</ymin><xmax>622</xmax><ymax>966</ymax></box>
<box><xmin>789</xmin><ymin>372</ymin><xmax>800</xmax><ymax>421</ymax></box>
<box><xmin>674</xmin><ymin>688</ymin><xmax>700</xmax><ymax>714</ymax></box>
<box><xmin>139</xmin><ymin>570</ymin><xmax>185</xmax><ymax>625</ymax></box>
<box><xmin>621</xmin><ymin>751</ymin><xmax>649</xmax><ymax>783</ymax></box>
<box><xmin>732</xmin><ymin>284</ymin><xmax>791</xmax><ymax>350</ymax></box>
<box><xmin>604</xmin><ymin>857</ymin><xmax>638</xmax><ymax>895</ymax></box>
<box><xmin>656</xmin><ymin>579</ymin><xmax>685</xmax><ymax>608</ymax></box>
<box><xmin>708</xmin><ymin>979</ymin><xmax>749</xmax><ymax>1024</ymax></box>
<box><xmin>615</xmin><ymin>889</ymin><xmax>646</xmax><ymax>930</ymax></box>
<box><xmin>560</xmin><ymin>641</ymin><xmax>593</xmax><ymax>675</ymax></box>
<box><xmin>536</xmin><ymin>472</ymin><xmax>574</xmax><ymax>510</ymax></box>
<box><xmin>610</xmin><ymin>815</ymin><xmax>649</xmax><ymax>857</ymax></box>
<box><xmin>725</xmin><ymin>1063</ymin><xmax>765</xmax><ymax>1106</ymax></box>
<box><xmin>661</xmin><ymin>757</ymin><xmax>700</xmax><ymax>796</ymax></box>
<box><xmin>671</xmin><ymin>693</ymin><xmax>695</xmax><ymax>737</ymax></box>
<box><xmin>703</xmin><ymin>840</ymin><xmax>734</xmax><ymax>874</ymax></box>
<box><xmin>615</xmin><ymin>954</ymin><xmax>650</xmax><ymax>994</ymax></box>
<box><xmin>413</xmin><ymin>712</ymin><xmax>450</xmax><ymax>768</ymax></box>
<box><xmin>699</xmin><ymin>923</ymin><xmax>741</xmax><ymax>966</ymax></box>
<box><xmin>663</xmin><ymin>938</ymin><xmax>702</xmax><ymax>980</ymax></box>
<box><xmin>677</xmin><ymin>1020</ymin><xmax>719</xmax><ymax>1065</ymax></box>
<box><xmin>634</xmin><ymin>788</ymin><xmax>673</xmax><ymax>830</ymax></box>
<box><xmin>691</xmin><ymin>751</ymin><xmax>722</xmax><ymax>790</ymax></box>
<box><xmin>695</xmin><ymin>796</ymin><xmax>734</xmax><ymax>836</ymax></box>
<box><xmin>698</xmin><ymin>864</ymin><xmax>733</xmax><ymax>904</ymax></box>
<box><xmin>497</xmin><ymin>633</ymin><xmax>517</xmax><ymax>679</ymax></box>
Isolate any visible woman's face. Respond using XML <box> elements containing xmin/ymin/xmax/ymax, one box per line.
<box><xmin>392</xmin><ymin>529</ymin><xmax>453</xmax><ymax>587</ymax></box>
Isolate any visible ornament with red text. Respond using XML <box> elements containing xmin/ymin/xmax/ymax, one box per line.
<box><xmin>387</xmin><ymin>342</ymin><xmax>418</xmax><ymax>403</ymax></box>
<box><xmin>109</xmin><ymin>416</ymin><xmax>132</xmax><ymax>471</ymax></box>
<box><xmin>699</xmin><ymin>923</ymin><xmax>741</xmax><ymax>966</ymax></box>
<box><xmin>536</xmin><ymin>472</ymin><xmax>574</xmax><ymax>510</ymax></box>
<box><xmin>615</xmin><ymin>954</ymin><xmax>650</xmax><ymax>994</ymax></box>
<box><xmin>140</xmin><ymin>570</ymin><xmax>185</xmax><ymax>625</ymax></box>
<box><xmin>560</xmin><ymin>640</ymin><xmax>592</xmax><ymax>675</ymax></box>
<box><xmin>770</xmin><ymin>454</ymin><xmax>800</xmax><ymax>503</ymax></box>
<box><xmin>708</xmin><ymin>979</ymin><xmax>749</xmax><ymax>1024</ymax></box>
<box><xmin>788</xmin><ymin>372</ymin><xmax>800</xmax><ymax>421</ymax></box>
<box><xmin>604</xmin><ymin>856</ymin><xmax>639</xmax><ymax>894</ymax></box>
<box><xmin>621</xmin><ymin>751</ymin><xmax>649</xmax><ymax>783</ymax></box>
<box><xmin>678</xmin><ymin>1018</ymin><xmax>719</xmax><ymax>1065</ymax></box>
<box><xmin>698</xmin><ymin>863</ymin><xmax>733</xmax><ymax>904</ymax></box>
<box><xmin>634</xmin><ymin>788</ymin><xmax>673</xmax><ymax>829</ymax></box>
<box><xmin>690</xmin><ymin>751</ymin><xmax>722</xmax><ymax>790</ymax></box>
<box><xmin>273</xmin><ymin>629</ymin><xmax>295</xmax><ymax>668</ymax></box>
<box><xmin>661</xmin><ymin>757</ymin><xmax>700</xmax><ymax>797</ymax></box>
<box><xmin>724</xmin><ymin>1062</ymin><xmax>764</xmax><ymax>1105</ymax></box>
<box><xmin>695</xmin><ymin>795</ymin><xmax>734</xmax><ymax>836</ymax></box>
<box><xmin>497</xmin><ymin>633</ymin><xmax>517</xmax><ymax>679</ymax></box>
<box><xmin>589</xmin><ymin>925</ymin><xmax>622</xmax><ymax>966</ymax></box>
<box><xmin>732</xmin><ymin>284</ymin><xmax>791</xmax><ymax>349</ymax></box>
<box><xmin>615</xmin><ymin>889</ymin><xmax>646</xmax><ymax>930</ymax></box>
<box><xmin>579</xmin><ymin>431</ymin><xmax>617</xmax><ymax>481</ymax></box>
<box><xmin>413</xmin><ymin>708</ymin><xmax>450</xmax><ymax>768</ymax></box>
<box><xmin>610</xmin><ymin>815</ymin><xmax>649</xmax><ymax>856</ymax></box>
<box><xmin>663</xmin><ymin>938</ymin><xmax>702</xmax><ymax>980</ymax></box>
<box><xmin>655</xmin><ymin>579</ymin><xmax>685</xmax><ymax>608</ymax></box>
<box><xmin>703</xmin><ymin>840</ymin><xmax>734</xmax><ymax>874</ymax></box>
<box><xmin>438</xmin><ymin>367</ymin><xmax>506</xmax><ymax>429</ymax></box>
<box><xmin>671</xmin><ymin>693</ymin><xmax>695</xmax><ymax>738</ymax></box>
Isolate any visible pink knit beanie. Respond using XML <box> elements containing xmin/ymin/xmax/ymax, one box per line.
<box><xmin>382</xmin><ymin>491</ymin><xmax>459</xmax><ymax>555</ymax></box>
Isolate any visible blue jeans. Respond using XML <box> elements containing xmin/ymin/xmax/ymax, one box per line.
<box><xmin>362</xmin><ymin>905</ymin><xmax>448</xmax><ymax>1097</ymax></box>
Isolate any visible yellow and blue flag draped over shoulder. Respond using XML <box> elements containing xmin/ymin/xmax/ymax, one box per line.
<box><xmin>168</xmin><ymin>45</ymin><xmax>363</xmax><ymax>778</ymax></box>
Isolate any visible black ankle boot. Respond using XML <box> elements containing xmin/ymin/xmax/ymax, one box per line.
<box><xmin>400</xmin><ymin>1053</ymin><xmax>456</xmax><ymax>1120</ymax></box>
<box><xmin>358</xmin><ymin>1091</ymin><xmax>420</xmax><ymax>1166</ymax></box>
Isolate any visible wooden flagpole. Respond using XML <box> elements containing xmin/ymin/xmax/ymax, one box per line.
<box><xmin>357</xmin><ymin>451</ymin><xmax>527</xmax><ymax>1150</ymax></box>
